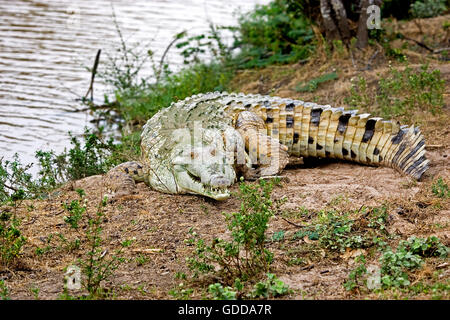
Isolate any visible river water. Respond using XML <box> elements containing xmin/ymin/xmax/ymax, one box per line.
<box><xmin>0</xmin><ymin>0</ymin><xmax>268</xmax><ymax>166</ymax></box>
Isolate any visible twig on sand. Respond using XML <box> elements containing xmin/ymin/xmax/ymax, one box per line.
<box><xmin>426</xmin><ymin>144</ymin><xmax>444</xmax><ymax>149</ymax></box>
<box><xmin>280</xmin><ymin>216</ymin><xmax>303</xmax><ymax>228</ymax></box>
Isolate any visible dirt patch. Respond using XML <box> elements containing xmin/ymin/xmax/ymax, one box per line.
<box><xmin>1</xmin><ymin>15</ymin><xmax>449</xmax><ymax>300</ymax></box>
<box><xmin>1</xmin><ymin>144</ymin><xmax>448</xmax><ymax>300</ymax></box>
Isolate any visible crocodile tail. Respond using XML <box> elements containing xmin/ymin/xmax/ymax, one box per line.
<box><xmin>222</xmin><ymin>95</ymin><xmax>429</xmax><ymax>180</ymax></box>
<box><xmin>321</xmin><ymin>108</ymin><xmax>428</xmax><ymax>179</ymax></box>
<box><xmin>284</xmin><ymin>102</ymin><xmax>429</xmax><ymax>180</ymax></box>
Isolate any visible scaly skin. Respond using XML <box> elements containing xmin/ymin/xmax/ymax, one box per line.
<box><xmin>103</xmin><ymin>92</ymin><xmax>429</xmax><ymax>200</ymax></box>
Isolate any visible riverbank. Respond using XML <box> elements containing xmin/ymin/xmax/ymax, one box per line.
<box><xmin>1</xmin><ymin>6</ymin><xmax>449</xmax><ymax>300</ymax></box>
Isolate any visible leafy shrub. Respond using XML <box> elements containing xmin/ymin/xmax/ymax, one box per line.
<box><xmin>380</xmin><ymin>247</ymin><xmax>423</xmax><ymax>288</ymax></box>
<box><xmin>311</xmin><ymin>207</ymin><xmax>389</xmax><ymax>253</ymax></box>
<box><xmin>0</xmin><ymin>128</ymin><xmax>120</xmax><ymax>204</ymax></box>
<box><xmin>61</xmin><ymin>192</ymin><xmax>133</xmax><ymax>299</ymax></box>
<box><xmin>64</xmin><ymin>128</ymin><xmax>120</xmax><ymax>181</ymax></box>
<box><xmin>0</xmin><ymin>211</ymin><xmax>27</xmax><ymax>267</ymax></box>
<box><xmin>344</xmin><ymin>236</ymin><xmax>449</xmax><ymax>291</ymax></box>
<box><xmin>410</xmin><ymin>0</ymin><xmax>447</xmax><ymax>18</ymax></box>
<box><xmin>0</xmin><ymin>155</ymin><xmax>39</xmax><ymax>202</ymax></box>
<box><xmin>232</xmin><ymin>0</ymin><xmax>314</xmax><ymax>68</ymax></box>
<box><xmin>186</xmin><ymin>178</ymin><xmax>279</xmax><ymax>282</ymax></box>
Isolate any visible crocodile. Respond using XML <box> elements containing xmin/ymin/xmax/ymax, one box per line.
<box><xmin>103</xmin><ymin>91</ymin><xmax>429</xmax><ymax>200</ymax></box>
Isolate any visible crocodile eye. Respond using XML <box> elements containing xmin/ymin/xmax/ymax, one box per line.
<box><xmin>190</xmin><ymin>152</ymin><xmax>197</xmax><ymax>159</ymax></box>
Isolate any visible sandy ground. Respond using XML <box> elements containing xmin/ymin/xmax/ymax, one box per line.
<box><xmin>1</xmin><ymin>15</ymin><xmax>449</xmax><ymax>300</ymax></box>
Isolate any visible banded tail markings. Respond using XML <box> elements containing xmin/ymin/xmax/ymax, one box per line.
<box><xmin>372</xmin><ymin>120</ymin><xmax>392</xmax><ymax>163</ymax></box>
<box><xmin>291</xmin><ymin>101</ymin><xmax>304</xmax><ymax>156</ymax></box>
<box><xmin>270</xmin><ymin>101</ymin><xmax>281</xmax><ymax>143</ymax></box>
<box><xmin>342</xmin><ymin>114</ymin><xmax>361</xmax><ymax>161</ymax></box>
<box><xmin>392</xmin><ymin>127</ymin><xmax>428</xmax><ymax>180</ymax></box>
<box><xmin>389</xmin><ymin>126</ymin><xmax>414</xmax><ymax>168</ymax></box>
<box><xmin>399</xmin><ymin>132</ymin><xmax>425</xmax><ymax>172</ymax></box>
<box><xmin>350</xmin><ymin>113</ymin><xmax>371</xmax><ymax>163</ymax></box>
<box><xmin>283</xmin><ymin>101</ymin><xmax>296</xmax><ymax>152</ymax></box>
<box><xmin>316</xmin><ymin>106</ymin><xmax>333</xmax><ymax>158</ymax></box>
<box><xmin>308</xmin><ymin>105</ymin><xmax>326</xmax><ymax>157</ymax></box>
<box><xmin>264</xmin><ymin>102</ymin><xmax>275</xmax><ymax>139</ymax></box>
<box><xmin>378</xmin><ymin>120</ymin><xmax>400</xmax><ymax>165</ymax></box>
<box><xmin>300</xmin><ymin>103</ymin><xmax>313</xmax><ymax>157</ymax></box>
<box><xmin>278</xmin><ymin>102</ymin><xmax>288</xmax><ymax>146</ymax></box>
<box><xmin>365</xmin><ymin>118</ymin><xmax>384</xmax><ymax>163</ymax></box>
<box><xmin>393</xmin><ymin>126</ymin><xmax>421</xmax><ymax>169</ymax></box>
<box><xmin>384</xmin><ymin>125</ymin><xmax>409</xmax><ymax>167</ymax></box>
<box><xmin>325</xmin><ymin>107</ymin><xmax>344</xmax><ymax>158</ymax></box>
<box><xmin>409</xmin><ymin>157</ymin><xmax>429</xmax><ymax>180</ymax></box>
<box><xmin>333</xmin><ymin>110</ymin><xmax>357</xmax><ymax>159</ymax></box>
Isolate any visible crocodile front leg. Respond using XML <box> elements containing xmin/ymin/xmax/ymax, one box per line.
<box><xmin>103</xmin><ymin>161</ymin><xmax>146</xmax><ymax>199</ymax></box>
<box><xmin>235</xmin><ymin>111</ymin><xmax>289</xmax><ymax>179</ymax></box>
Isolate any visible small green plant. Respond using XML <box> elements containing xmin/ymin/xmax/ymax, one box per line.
<box><xmin>316</xmin><ymin>207</ymin><xmax>388</xmax><ymax>252</ymax></box>
<box><xmin>0</xmin><ymin>280</ymin><xmax>10</xmax><ymax>300</ymax></box>
<box><xmin>0</xmin><ymin>211</ymin><xmax>27</xmax><ymax>266</ymax></box>
<box><xmin>295</xmin><ymin>72</ymin><xmax>338</xmax><ymax>93</ymax></box>
<box><xmin>345</xmin><ymin>63</ymin><xmax>444</xmax><ymax>119</ymax></box>
<box><xmin>30</xmin><ymin>286</ymin><xmax>40</xmax><ymax>300</ymax></box>
<box><xmin>0</xmin><ymin>155</ymin><xmax>38</xmax><ymax>203</ymax></box>
<box><xmin>62</xmin><ymin>196</ymin><xmax>87</xmax><ymax>230</ymax></box>
<box><xmin>208</xmin><ymin>283</ymin><xmax>237</xmax><ymax>300</ymax></box>
<box><xmin>186</xmin><ymin>178</ymin><xmax>279</xmax><ymax>282</ymax></box>
<box><xmin>135</xmin><ymin>254</ymin><xmax>149</xmax><ymax>266</ymax></box>
<box><xmin>378</xmin><ymin>64</ymin><xmax>444</xmax><ymax>117</ymax></box>
<box><xmin>62</xmin><ymin>192</ymin><xmax>133</xmax><ymax>299</ymax></box>
<box><xmin>343</xmin><ymin>255</ymin><xmax>368</xmax><ymax>291</ymax></box>
<box><xmin>432</xmin><ymin>177</ymin><xmax>450</xmax><ymax>198</ymax></box>
<box><xmin>410</xmin><ymin>0</ymin><xmax>447</xmax><ymax>18</ymax></box>
<box><xmin>251</xmin><ymin>273</ymin><xmax>289</xmax><ymax>298</ymax></box>
<box><xmin>272</xmin><ymin>230</ymin><xmax>285</xmax><ymax>242</ymax></box>
<box><xmin>400</xmin><ymin>236</ymin><xmax>448</xmax><ymax>258</ymax></box>
<box><xmin>63</xmin><ymin>128</ymin><xmax>120</xmax><ymax>181</ymax></box>
<box><xmin>168</xmin><ymin>283</ymin><xmax>194</xmax><ymax>300</ymax></box>
<box><xmin>344</xmin><ymin>77</ymin><xmax>371</xmax><ymax>111</ymax></box>
<box><xmin>344</xmin><ymin>236</ymin><xmax>449</xmax><ymax>292</ymax></box>
<box><xmin>380</xmin><ymin>247</ymin><xmax>423</xmax><ymax>288</ymax></box>
<box><xmin>380</xmin><ymin>237</ymin><xmax>448</xmax><ymax>289</ymax></box>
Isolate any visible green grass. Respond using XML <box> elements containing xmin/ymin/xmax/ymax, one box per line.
<box><xmin>295</xmin><ymin>71</ymin><xmax>338</xmax><ymax>93</ymax></box>
<box><xmin>344</xmin><ymin>63</ymin><xmax>445</xmax><ymax>120</ymax></box>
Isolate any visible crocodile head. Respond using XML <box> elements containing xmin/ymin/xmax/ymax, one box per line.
<box><xmin>169</xmin><ymin>127</ymin><xmax>238</xmax><ymax>200</ymax></box>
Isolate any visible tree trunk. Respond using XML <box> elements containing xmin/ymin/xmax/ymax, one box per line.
<box><xmin>330</xmin><ymin>0</ymin><xmax>350</xmax><ymax>41</ymax></box>
<box><xmin>320</xmin><ymin>0</ymin><xmax>340</xmax><ymax>41</ymax></box>
<box><xmin>356</xmin><ymin>0</ymin><xmax>370</xmax><ymax>48</ymax></box>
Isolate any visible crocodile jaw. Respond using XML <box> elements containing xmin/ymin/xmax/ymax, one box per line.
<box><xmin>176</xmin><ymin>170</ymin><xmax>231</xmax><ymax>200</ymax></box>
